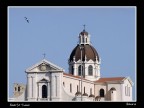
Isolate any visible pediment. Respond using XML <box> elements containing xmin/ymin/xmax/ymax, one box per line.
<box><xmin>77</xmin><ymin>59</ymin><xmax>81</xmax><ymax>63</ymax></box>
<box><xmin>25</xmin><ymin>59</ymin><xmax>64</xmax><ymax>73</ymax></box>
<box><xmin>38</xmin><ymin>78</ymin><xmax>49</xmax><ymax>83</ymax></box>
<box><xmin>76</xmin><ymin>59</ymin><xmax>95</xmax><ymax>63</ymax></box>
<box><xmin>122</xmin><ymin>77</ymin><xmax>134</xmax><ymax>86</ymax></box>
<box><xmin>87</xmin><ymin>59</ymin><xmax>94</xmax><ymax>63</ymax></box>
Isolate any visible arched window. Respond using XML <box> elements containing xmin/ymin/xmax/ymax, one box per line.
<box><xmin>77</xmin><ymin>85</ymin><xmax>78</xmax><ymax>92</ymax></box>
<box><xmin>82</xmin><ymin>37</ymin><xmax>84</xmax><ymax>43</ymax></box>
<box><xmin>18</xmin><ymin>86</ymin><xmax>20</xmax><ymax>92</ymax></box>
<box><xmin>86</xmin><ymin>38</ymin><xmax>87</xmax><ymax>43</ymax></box>
<box><xmin>42</xmin><ymin>85</ymin><xmax>47</xmax><ymax>98</ymax></box>
<box><xmin>70</xmin><ymin>83</ymin><xmax>72</xmax><ymax>93</ymax></box>
<box><xmin>71</xmin><ymin>66</ymin><xmax>74</xmax><ymax>75</ymax></box>
<box><xmin>88</xmin><ymin>65</ymin><xmax>93</xmax><ymax>76</ymax></box>
<box><xmin>84</xmin><ymin>87</ymin><xmax>85</xmax><ymax>93</ymax></box>
<box><xmin>100</xmin><ymin>89</ymin><xmax>104</xmax><ymax>97</ymax></box>
<box><xmin>125</xmin><ymin>85</ymin><xmax>129</xmax><ymax>96</ymax></box>
<box><xmin>78</xmin><ymin>65</ymin><xmax>81</xmax><ymax>76</ymax></box>
<box><xmin>78</xmin><ymin>65</ymin><xmax>83</xmax><ymax>76</ymax></box>
<box><xmin>15</xmin><ymin>87</ymin><xmax>17</xmax><ymax>91</ymax></box>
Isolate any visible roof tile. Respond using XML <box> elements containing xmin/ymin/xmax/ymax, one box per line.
<box><xmin>63</xmin><ymin>73</ymin><xmax>125</xmax><ymax>83</ymax></box>
<box><xmin>95</xmin><ymin>77</ymin><xmax>125</xmax><ymax>83</ymax></box>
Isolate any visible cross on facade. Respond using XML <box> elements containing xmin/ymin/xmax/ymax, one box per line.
<box><xmin>43</xmin><ymin>53</ymin><xmax>46</xmax><ymax>59</ymax></box>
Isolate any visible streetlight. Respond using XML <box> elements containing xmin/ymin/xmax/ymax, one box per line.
<box><xmin>80</xmin><ymin>45</ymin><xmax>84</xmax><ymax>101</ymax></box>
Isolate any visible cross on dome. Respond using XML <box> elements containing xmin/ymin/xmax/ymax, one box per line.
<box><xmin>83</xmin><ymin>24</ymin><xmax>86</xmax><ymax>31</ymax></box>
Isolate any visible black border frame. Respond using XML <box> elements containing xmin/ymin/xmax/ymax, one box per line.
<box><xmin>0</xmin><ymin>0</ymin><xmax>142</xmax><ymax>107</ymax></box>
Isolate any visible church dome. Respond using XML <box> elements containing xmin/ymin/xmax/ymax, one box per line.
<box><xmin>69</xmin><ymin>44</ymin><xmax>99</xmax><ymax>62</ymax></box>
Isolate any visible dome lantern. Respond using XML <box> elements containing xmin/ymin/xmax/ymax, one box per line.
<box><xmin>79</xmin><ymin>25</ymin><xmax>91</xmax><ymax>45</ymax></box>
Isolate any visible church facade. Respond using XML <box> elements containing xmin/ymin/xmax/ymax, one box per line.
<box><xmin>9</xmin><ymin>29</ymin><xmax>133</xmax><ymax>102</ymax></box>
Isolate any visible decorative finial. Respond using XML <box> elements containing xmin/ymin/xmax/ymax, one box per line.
<box><xmin>73</xmin><ymin>56</ymin><xmax>75</xmax><ymax>62</ymax></box>
<box><xmin>83</xmin><ymin>24</ymin><xmax>86</xmax><ymax>31</ymax></box>
<box><xmin>43</xmin><ymin>53</ymin><xmax>46</xmax><ymax>59</ymax></box>
<box><xmin>96</xmin><ymin>56</ymin><xmax>98</xmax><ymax>61</ymax></box>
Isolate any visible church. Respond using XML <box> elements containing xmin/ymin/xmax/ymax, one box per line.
<box><xmin>9</xmin><ymin>28</ymin><xmax>134</xmax><ymax>102</ymax></box>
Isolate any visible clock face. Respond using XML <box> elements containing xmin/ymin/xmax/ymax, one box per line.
<box><xmin>40</xmin><ymin>65</ymin><xmax>47</xmax><ymax>71</ymax></box>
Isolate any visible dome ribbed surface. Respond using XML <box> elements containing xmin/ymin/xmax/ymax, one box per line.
<box><xmin>69</xmin><ymin>44</ymin><xmax>99</xmax><ymax>62</ymax></box>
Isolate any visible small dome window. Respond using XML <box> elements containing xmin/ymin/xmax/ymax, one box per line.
<box><xmin>18</xmin><ymin>86</ymin><xmax>20</xmax><ymax>92</ymax></box>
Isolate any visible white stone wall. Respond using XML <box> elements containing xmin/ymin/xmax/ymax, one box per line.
<box><xmin>61</xmin><ymin>85</ymin><xmax>75</xmax><ymax>101</ymax></box>
<box><xmin>11</xmin><ymin>72</ymin><xmax>133</xmax><ymax>102</ymax></box>
<box><xmin>84</xmin><ymin>60</ymin><xmax>100</xmax><ymax>81</ymax></box>
<box><xmin>50</xmin><ymin>72</ymin><xmax>62</xmax><ymax>101</ymax></box>
<box><xmin>69</xmin><ymin>59</ymin><xmax>100</xmax><ymax>81</ymax></box>
<box><xmin>107</xmin><ymin>83</ymin><xmax>122</xmax><ymax>101</ymax></box>
<box><xmin>111</xmin><ymin>90</ymin><xmax>116</xmax><ymax>101</ymax></box>
<box><xmin>95</xmin><ymin>83</ymin><xmax>125</xmax><ymax>101</ymax></box>
<box><xmin>94</xmin><ymin>84</ymin><xmax>107</xmax><ymax>97</ymax></box>
<box><xmin>26</xmin><ymin>71</ymin><xmax>63</xmax><ymax>101</ymax></box>
<box><xmin>121</xmin><ymin>79</ymin><xmax>133</xmax><ymax>101</ymax></box>
<box><xmin>63</xmin><ymin>75</ymin><xmax>95</xmax><ymax>97</ymax></box>
<box><xmin>27</xmin><ymin>73</ymin><xmax>39</xmax><ymax>101</ymax></box>
<box><xmin>11</xmin><ymin>59</ymin><xmax>133</xmax><ymax>102</ymax></box>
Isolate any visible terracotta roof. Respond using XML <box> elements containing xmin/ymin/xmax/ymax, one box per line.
<box><xmin>64</xmin><ymin>73</ymin><xmax>125</xmax><ymax>83</ymax></box>
<box><xmin>63</xmin><ymin>73</ymin><xmax>90</xmax><ymax>81</ymax></box>
<box><xmin>95</xmin><ymin>77</ymin><xmax>125</xmax><ymax>83</ymax></box>
<box><xmin>69</xmin><ymin>44</ymin><xmax>99</xmax><ymax>62</ymax></box>
<box><xmin>63</xmin><ymin>73</ymin><xmax>81</xmax><ymax>78</ymax></box>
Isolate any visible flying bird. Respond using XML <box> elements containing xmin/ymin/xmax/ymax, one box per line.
<box><xmin>24</xmin><ymin>17</ymin><xmax>29</xmax><ymax>23</ymax></box>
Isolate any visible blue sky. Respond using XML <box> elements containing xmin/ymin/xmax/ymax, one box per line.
<box><xmin>8</xmin><ymin>6</ymin><xmax>136</xmax><ymax>101</ymax></box>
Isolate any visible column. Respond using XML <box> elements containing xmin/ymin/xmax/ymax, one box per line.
<box><xmin>51</xmin><ymin>73</ymin><xmax>62</xmax><ymax>100</ymax></box>
<box><xmin>96</xmin><ymin>69</ymin><xmax>98</xmax><ymax>77</ymax></box>
<box><xmin>37</xmin><ymin>83</ymin><xmax>39</xmax><ymax>100</ymax></box>
<box><xmin>51</xmin><ymin>74</ymin><xmax>55</xmax><ymax>98</ymax></box>
<box><xmin>27</xmin><ymin>76</ymin><xmax>31</xmax><ymax>99</ymax></box>
<box><xmin>33</xmin><ymin>74</ymin><xmax>37</xmax><ymax>99</ymax></box>
<box><xmin>74</xmin><ymin>64</ymin><xmax>77</xmax><ymax>76</ymax></box>
<box><xmin>58</xmin><ymin>73</ymin><xmax>63</xmax><ymax>99</ymax></box>
<box><xmin>95</xmin><ymin>64</ymin><xmax>97</xmax><ymax>77</ymax></box>
<box><xmin>31</xmin><ymin>76</ymin><xmax>33</xmax><ymax>98</ymax></box>
<box><xmin>83</xmin><ymin>64</ymin><xmax>86</xmax><ymax>78</ymax></box>
<box><xmin>55</xmin><ymin>74</ymin><xmax>61</xmax><ymax>100</ymax></box>
<box><xmin>55</xmin><ymin>76</ymin><xmax>57</xmax><ymax>97</ymax></box>
<box><xmin>98</xmin><ymin>65</ymin><xmax>100</xmax><ymax>77</ymax></box>
<box><xmin>94</xmin><ymin>67</ymin><xmax>96</xmax><ymax>78</ymax></box>
<box><xmin>47</xmin><ymin>82</ymin><xmax>50</xmax><ymax>99</ymax></box>
<box><xmin>39</xmin><ymin>84</ymin><xmax>41</xmax><ymax>99</ymax></box>
<box><xmin>121</xmin><ymin>84</ymin><xmax>124</xmax><ymax>100</ymax></box>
